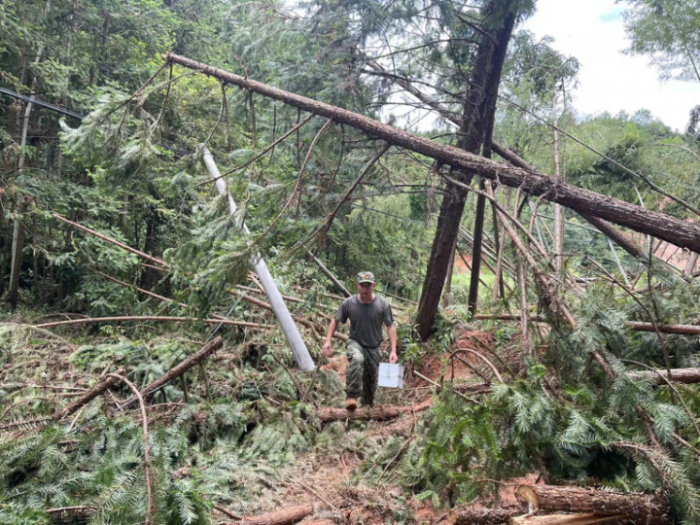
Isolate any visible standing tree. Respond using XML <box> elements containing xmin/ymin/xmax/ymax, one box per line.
<box><xmin>414</xmin><ymin>0</ymin><xmax>530</xmax><ymax>340</ymax></box>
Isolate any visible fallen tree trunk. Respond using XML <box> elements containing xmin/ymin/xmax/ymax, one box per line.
<box><xmin>306</xmin><ymin>250</ymin><xmax>351</xmax><ymax>298</ymax></box>
<box><xmin>121</xmin><ymin>337</ymin><xmax>224</xmax><ymax>408</ymax></box>
<box><xmin>53</xmin><ymin>213</ymin><xmax>168</xmax><ymax>268</ymax></box>
<box><xmin>220</xmin><ymin>503</ymin><xmax>313</xmax><ymax>525</ymax></box>
<box><xmin>315</xmin><ymin>399</ymin><xmax>432</xmax><ymax>423</ymax></box>
<box><xmin>627</xmin><ymin>367</ymin><xmax>700</xmax><ymax>384</ymax></box>
<box><xmin>34</xmin><ymin>316</ymin><xmax>272</xmax><ymax>330</ymax></box>
<box><xmin>165</xmin><ymin>54</ymin><xmax>700</xmax><ymax>252</ymax></box>
<box><xmin>448</xmin><ymin>506</ymin><xmax>526</xmax><ymax>524</ymax></box>
<box><xmin>362</xmin><ymin>61</ymin><xmax>656</xmax><ymax>263</ymax></box>
<box><xmin>516</xmin><ymin>485</ymin><xmax>670</xmax><ymax>525</ymax></box>
<box><xmin>626</xmin><ymin>321</ymin><xmax>700</xmax><ymax>335</ymax></box>
<box><xmin>475</xmin><ymin>314</ymin><xmax>546</xmax><ymax>322</ymax></box>
<box><xmin>53</xmin><ymin>367</ymin><xmax>125</xmax><ymax>421</ymax></box>
<box><xmin>510</xmin><ymin>515</ymin><xmax>623</xmax><ymax>525</ymax></box>
<box><xmin>487</xmin><ymin>142</ymin><xmax>648</xmax><ymax>261</ymax></box>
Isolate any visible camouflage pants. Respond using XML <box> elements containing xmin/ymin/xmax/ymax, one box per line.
<box><xmin>346</xmin><ymin>339</ymin><xmax>380</xmax><ymax>406</ymax></box>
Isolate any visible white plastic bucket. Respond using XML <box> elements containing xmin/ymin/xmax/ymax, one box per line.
<box><xmin>378</xmin><ymin>363</ymin><xmax>405</xmax><ymax>389</ymax></box>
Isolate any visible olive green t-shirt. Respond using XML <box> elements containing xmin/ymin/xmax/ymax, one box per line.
<box><xmin>334</xmin><ymin>294</ymin><xmax>394</xmax><ymax>348</ymax></box>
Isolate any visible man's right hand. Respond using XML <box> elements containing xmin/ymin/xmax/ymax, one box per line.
<box><xmin>322</xmin><ymin>342</ymin><xmax>334</xmax><ymax>358</ymax></box>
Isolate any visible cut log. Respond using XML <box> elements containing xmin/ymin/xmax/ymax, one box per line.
<box><xmin>516</xmin><ymin>485</ymin><xmax>670</xmax><ymax>525</ymax></box>
<box><xmin>509</xmin><ymin>514</ymin><xmax>623</xmax><ymax>525</ymax></box>
<box><xmin>120</xmin><ymin>337</ymin><xmax>224</xmax><ymax>408</ymax></box>
<box><xmin>627</xmin><ymin>367</ymin><xmax>700</xmax><ymax>384</ymax></box>
<box><xmin>220</xmin><ymin>503</ymin><xmax>313</xmax><ymax>525</ymax></box>
<box><xmin>448</xmin><ymin>506</ymin><xmax>526</xmax><ymax>524</ymax></box>
<box><xmin>166</xmin><ymin>53</ymin><xmax>700</xmax><ymax>253</ymax></box>
<box><xmin>315</xmin><ymin>399</ymin><xmax>432</xmax><ymax>423</ymax></box>
<box><xmin>52</xmin><ymin>367</ymin><xmax>125</xmax><ymax>421</ymax></box>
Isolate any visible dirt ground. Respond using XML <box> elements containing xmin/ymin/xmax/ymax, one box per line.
<box><xmin>273</xmin><ymin>328</ymin><xmax>524</xmax><ymax>524</ymax></box>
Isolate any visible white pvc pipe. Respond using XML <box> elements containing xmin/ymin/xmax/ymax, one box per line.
<box><xmin>202</xmin><ymin>147</ymin><xmax>315</xmax><ymax>371</ymax></box>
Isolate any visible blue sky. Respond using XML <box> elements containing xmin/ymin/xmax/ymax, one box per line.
<box><xmin>522</xmin><ymin>0</ymin><xmax>700</xmax><ymax>131</ymax></box>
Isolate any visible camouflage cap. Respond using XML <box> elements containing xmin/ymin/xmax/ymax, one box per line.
<box><xmin>357</xmin><ymin>271</ymin><xmax>375</xmax><ymax>284</ymax></box>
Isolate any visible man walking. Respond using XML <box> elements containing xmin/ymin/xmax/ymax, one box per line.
<box><xmin>322</xmin><ymin>271</ymin><xmax>398</xmax><ymax>410</ymax></box>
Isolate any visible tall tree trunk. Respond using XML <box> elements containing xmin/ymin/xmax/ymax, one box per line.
<box><xmin>0</xmin><ymin>191</ymin><xmax>8</xmax><ymax>297</ymax></box>
<box><xmin>468</xmin><ymin>185</ymin><xmax>487</xmax><ymax>314</ymax></box>
<box><xmin>32</xmin><ymin>215</ymin><xmax>39</xmax><ymax>302</ymax></box>
<box><xmin>415</xmin><ymin>0</ymin><xmax>519</xmax><ymax>339</ymax></box>
<box><xmin>139</xmin><ymin>207</ymin><xmax>160</xmax><ymax>291</ymax></box>
<box><xmin>684</xmin><ymin>251</ymin><xmax>698</xmax><ymax>275</ymax></box>
<box><xmin>443</xmin><ymin>239</ymin><xmax>457</xmax><ymax>308</ymax></box>
<box><xmin>552</xmin><ymin>94</ymin><xmax>565</xmax><ymax>271</ymax></box>
<box><xmin>8</xmin><ymin>196</ymin><xmax>30</xmax><ymax>310</ymax></box>
<box><xmin>363</xmin><ymin>61</ymin><xmax>657</xmax><ymax>264</ymax></box>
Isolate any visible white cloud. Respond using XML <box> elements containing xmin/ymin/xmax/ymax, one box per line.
<box><xmin>522</xmin><ymin>0</ymin><xmax>700</xmax><ymax>131</ymax></box>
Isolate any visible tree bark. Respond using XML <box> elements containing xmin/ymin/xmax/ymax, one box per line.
<box><xmin>32</xmin><ymin>215</ymin><xmax>39</xmax><ymax>302</ymax></box>
<box><xmin>220</xmin><ymin>503</ymin><xmax>313</xmax><ymax>525</ymax></box>
<box><xmin>516</xmin><ymin>485</ymin><xmax>670</xmax><ymax>525</ymax></box>
<box><xmin>315</xmin><ymin>399</ymin><xmax>431</xmax><ymax>423</ymax></box>
<box><xmin>53</xmin><ymin>367</ymin><xmax>125</xmax><ymax>421</ymax></box>
<box><xmin>364</xmin><ymin>58</ymin><xmax>698</xmax><ymax>262</ymax></box>
<box><xmin>416</xmin><ymin>177</ymin><xmax>469</xmax><ymax>338</ymax></box>
<box><xmin>509</xmin><ymin>514</ymin><xmax>625</xmax><ymax>525</ymax></box>
<box><xmin>165</xmin><ymin>54</ymin><xmax>700</xmax><ymax>253</ymax></box>
<box><xmin>448</xmin><ymin>506</ymin><xmax>526</xmax><ymax>525</ymax></box>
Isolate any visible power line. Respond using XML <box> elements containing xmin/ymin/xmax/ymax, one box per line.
<box><xmin>0</xmin><ymin>87</ymin><xmax>85</xmax><ymax>120</ymax></box>
<box><xmin>0</xmin><ymin>86</ymin><xmax>192</xmax><ymax>156</ymax></box>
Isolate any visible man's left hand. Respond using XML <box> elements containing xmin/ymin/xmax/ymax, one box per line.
<box><xmin>389</xmin><ymin>350</ymin><xmax>398</xmax><ymax>364</ymax></box>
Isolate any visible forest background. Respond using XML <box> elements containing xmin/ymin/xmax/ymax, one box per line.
<box><xmin>2</xmin><ymin>0</ymin><xmax>700</xmax><ymax>524</ymax></box>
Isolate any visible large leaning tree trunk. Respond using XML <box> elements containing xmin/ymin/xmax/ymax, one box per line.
<box><xmin>362</xmin><ymin>62</ymin><xmax>650</xmax><ymax>262</ymax></box>
<box><xmin>166</xmin><ymin>53</ymin><xmax>700</xmax><ymax>253</ymax></box>
<box><xmin>415</xmin><ymin>0</ymin><xmax>521</xmax><ymax>340</ymax></box>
